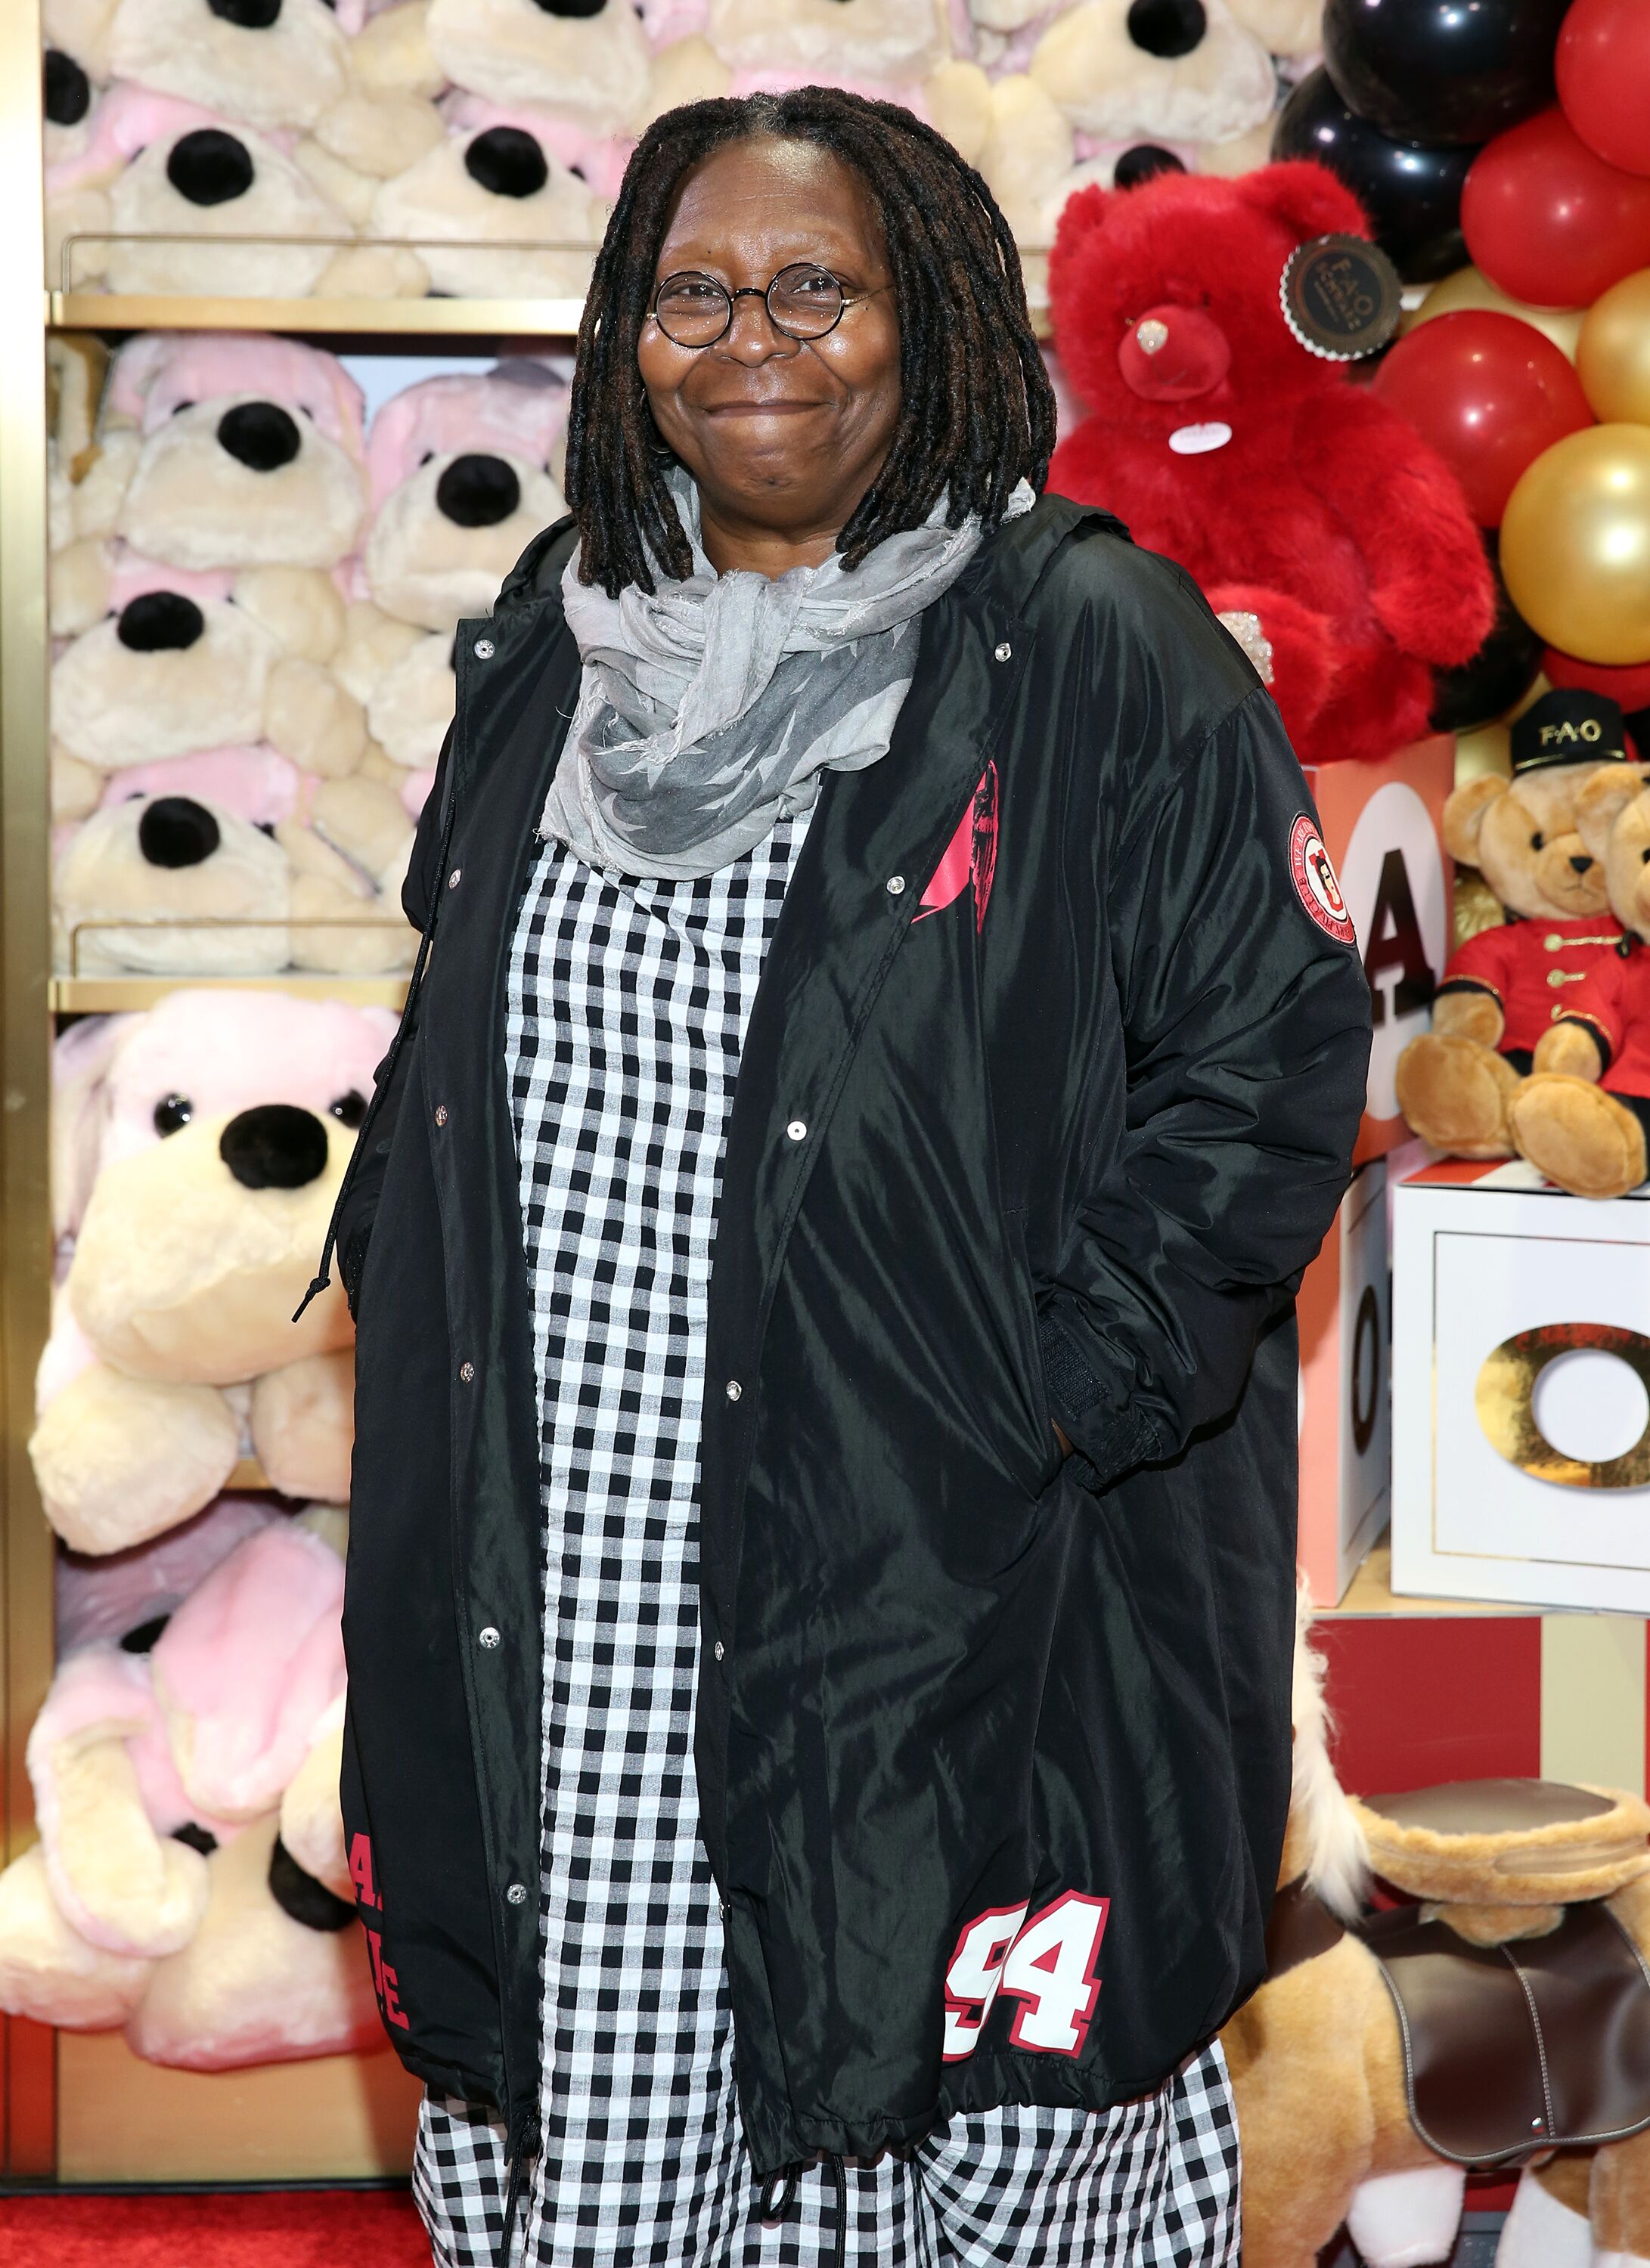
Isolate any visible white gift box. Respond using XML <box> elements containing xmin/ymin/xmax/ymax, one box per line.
<box><xmin>1298</xmin><ymin>1157</ymin><xmax>1391</xmax><ymax>1605</ymax></box>
<box><xmin>1391</xmin><ymin>1159</ymin><xmax>1650</xmax><ymax>1610</ymax></box>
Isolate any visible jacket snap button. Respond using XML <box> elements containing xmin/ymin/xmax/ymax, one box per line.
<box><xmin>786</xmin><ymin>1120</ymin><xmax>807</xmax><ymax>1142</ymax></box>
<box><xmin>434</xmin><ymin>1105</ymin><xmax>448</xmax><ymax>1127</ymax></box>
<box><xmin>448</xmin><ymin>867</ymin><xmax>461</xmax><ymax>891</ymax></box>
<box><xmin>459</xmin><ymin>1361</ymin><xmax>475</xmax><ymax>1383</ymax></box>
<box><xmin>479</xmin><ymin>1625</ymin><xmax>501</xmax><ymax>1650</ymax></box>
<box><xmin>886</xmin><ymin>875</ymin><xmax>905</xmax><ymax>895</ymax></box>
<box><xmin>714</xmin><ymin>1641</ymin><xmax>725</xmax><ymax>1662</ymax></box>
<box><xmin>473</xmin><ymin>637</ymin><xmax>495</xmax><ymax>661</ymax></box>
<box><xmin>719</xmin><ymin>1900</ymin><xmax>731</xmax><ymax>1922</ymax></box>
<box><xmin>506</xmin><ymin>1882</ymin><xmax>528</xmax><ymax>1906</ymax></box>
<box><xmin>994</xmin><ymin>641</ymin><xmax>1012</xmax><ymax>662</ymax></box>
<box><xmin>725</xmin><ymin>1380</ymin><xmax>741</xmax><ymax>1402</ymax></box>
<box><xmin>1531</xmin><ymin>2116</ymin><xmax>1545</xmax><ymax>2132</ymax></box>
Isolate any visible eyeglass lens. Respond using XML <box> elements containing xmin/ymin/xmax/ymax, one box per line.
<box><xmin>653</xmin><ymin>265</ymin><xmax>848</xmax><ymax>347</ymax></box>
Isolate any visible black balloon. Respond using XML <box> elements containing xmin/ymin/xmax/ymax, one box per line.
<box><xmin>1324</xmin><ymin>0</ymin><xmax>1570</xmax><ymax>148</ymax></box>
<box><xmin>1429</xmin><ymin>533</ymin><xmax>1542</xmax><ymax>734</ymax></box>
<box><xmin>1271</xmin><ymin>70</ymin><xmax>1475</xmax><ymax>284</ymax></box>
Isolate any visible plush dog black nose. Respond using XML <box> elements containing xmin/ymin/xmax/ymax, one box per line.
<box><xmin>530</xmin><ymin>0</ymin><xmax>606</xmax><ymax>13</ymax></box>
<box><xmin>208</xmin><ymin>0</ymin><xmax>282</xmax><ymax>23</ymax></box>
<box><xmin>45</xmin><ymin>48</ymin><xmax>91</xmax><ymax>126</ymax></box>
<box><xmin>1114</xmin><ymin>144</ymin><xmax>1187</xmax><ymax>190</ymax></box>
<box><xmin>117</xmin><ymin>591</ymin><xmax>205</xmax><ymax>652</ymax></box>
<box><xmin>1127</xmin><ymin>0</ymin><xmax>1206</xmax><ymax>56</ymax></box>
<box><xmin>166</xmin><ymin>126</ymin><xmax>256</xmax><ymax>207</ymax></box>
<box><xmin>1570</xmin><ymin>854</ymin><xmax>1594</xmax><ymax>873</ymax></box>
<box><xmin>436</xmin><ymin>453</ymin><xmax>522</xmax><ymax>528</ymax></box>
<box><xmin>218</xmin><ymin>401</ymin><xmax>302</xmax><ymax>472</ymax></box>
<box><xmin>219</xmin><ymin>1104</ymin><xmax>330</xmax><ymax>1191</ymax></box>
<box><xmin>269</xmin><ymin>1836</ymin><xmax>355</xmax><ymax>1932</ymax></box>
<box><xmin>464</xmin><ymin>125</ymin><xmax>549</xmax><ymax>200</ymax></box>
<box><xmin>138</xmin><ymin>796</ymin><xmax>222</xmax><ymax>870</ymax></box>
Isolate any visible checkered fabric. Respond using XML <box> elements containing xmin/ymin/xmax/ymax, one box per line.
<box><xmin>411</xmin><ymin>821</ymin><xmax>1242</xmax><ymax>2268</ymax></box>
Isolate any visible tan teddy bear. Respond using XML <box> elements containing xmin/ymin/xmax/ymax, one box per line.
<box><xmin>1504</xmin><ymin>757</ymin><xmax>1650</xmax><ymax>1199</ymax></box>
<box><xmin>1394</xmin><ymin>691</ymin><xmax>1631</xmax><ymax>1162</ymax></box>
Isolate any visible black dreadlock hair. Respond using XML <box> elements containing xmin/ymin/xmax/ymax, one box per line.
<box><xmin>563</xmin><ymin>87</ymin><xmax>1056</xmax><ymax>599</ymax></box>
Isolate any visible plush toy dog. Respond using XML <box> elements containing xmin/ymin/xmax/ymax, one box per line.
<box><xmin>107</xmin><ymin>0</ymin><xmax>349</xmax><ymax>134</ymax></box>
<box><xmin>1047</xmin><ymin>163</ymin><xmax>1496</xmax><ymax>768</ymax></box>
<box><xmin>1223</xmin><ymin>1597</ymin><xmax>1650</xmax><ymax>2268</ymax></box>
<box><xmin>369</xmin><ymin>93</ymin><xmax>609</xmax><ymax>299</ymax></box>
<box><xmin>1395</xmin><ymin>692</ymin><xmax>1630</xmax><ymax>1165</ymax></box>
<box><xmin>1506</xmin><ymin>751</ymin><xmax>1650</xmax><ymax>1199</ymax></box>
<box><xmin>0</xmin><ymin>1498</ymin><xmax>381</xmax><ymax>2068</ymax></box>
<box><xmin>426</xmin><ymin>0</ymin><xmax>651</xmax><ymax>129</ymax></box>
<box><xmin>1028</xmin><ymin>0</ymin><xmax>1278</xmax><ymax>147</ymax></box>
<box><xmin>106</xmin><ymin>332</ymin><xmax>368</xmax><ymax>574</ymax></box>
<box><xmin>30</xmin><ymin>993</ymin><xmax>395</xmax><ymax>1554</ymax></box>
<box><xmin>361</xmin><ymin>364</ymin><xmax>567</xmax><ymax>634</ymax></box>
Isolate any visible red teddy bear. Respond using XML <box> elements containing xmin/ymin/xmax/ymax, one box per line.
<box><xmin>1047</xmin><ymin>163</ymin><xmax>1495</xmax><ymax>769</ymax></box>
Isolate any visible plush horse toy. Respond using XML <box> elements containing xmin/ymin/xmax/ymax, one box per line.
<box><xmin>1224</xmin><ymin>1600</ymin><xmax>1650</xmax><ymax>2268</ymax></box>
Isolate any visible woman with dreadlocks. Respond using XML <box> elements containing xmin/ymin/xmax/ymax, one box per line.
<box><xmin>327</xmin><ymin>87</ymin><xmax>1369</xmax><ymax>2268</ymax></box>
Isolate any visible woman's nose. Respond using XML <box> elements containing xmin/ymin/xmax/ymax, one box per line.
<box><xmin>1118</xmin><ymin>305</ymin><xmax>1232</xmax><ymax>401</ymax></box>
<box><xmin>721</xmin><ymin>293</ymin><xmax>799</xmax><ymax>365</ymax></box>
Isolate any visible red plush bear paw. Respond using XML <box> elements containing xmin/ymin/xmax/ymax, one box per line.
<box><xmin>1204</xmin><ymin>583</ymin><xmax>1340</xmax><ymax>740</ymax></box>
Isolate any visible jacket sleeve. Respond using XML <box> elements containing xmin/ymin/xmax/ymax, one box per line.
<box><xmin>1037</xmin><ymin>686</ymin><xmax>1372</xmax><ymax>1489</ymax></box>
<box><xmin>332</xmin><ymin>724</ymin><xmax>454</xmax><ymax>1319</ymax></box>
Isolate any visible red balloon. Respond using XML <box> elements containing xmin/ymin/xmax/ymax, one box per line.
<box><xmin>1542</xmin><ymin>646</ymin><xmax>1650</xmax><ymax>712</ymax></box>
<box><xmin>1462</xmin><ymin>107</ymin><xmax>1650</xmax><ymax>307</ymax></box>
<box><xmin>1558</xmin><ymin>0</ymin><xmax>1650</xmax><ymax>178</ymax></box>
<box><xmin>1371</xmin><ymin>311</ymin><xmax>1593</xmax><ymax>526</ymax></box>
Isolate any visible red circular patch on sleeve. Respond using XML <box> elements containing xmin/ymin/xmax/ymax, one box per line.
<box><xmin>1289</xmin><ymin>813</ymin><xmax>1356</xmax><ymax>943</ymax></box>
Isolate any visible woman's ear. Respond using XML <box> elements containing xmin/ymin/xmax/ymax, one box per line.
<box><xmin>1441</xmin><ymin>773</ymin><xmax>1506</xmax><ymax>868</ymax></box>
<box><xmin>1575</xmin><ymin>761</ymin><xmax>1650</xmax><ymax>863</ymax></box>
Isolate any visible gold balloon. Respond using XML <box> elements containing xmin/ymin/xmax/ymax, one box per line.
<box><xmin>1579</xmin><ymin>268</ymin><xmax>1650</xmax><ymax>426</ymax></box>
<box><xmin>1406</xmin><ymin>266</ymin><xmax>1584</xmax><ymax>362</ymax></box>
<box><xmin>1454</xmin><ymin>721</ymin><xmax>1511</xmax><ymax>785</ymax></box>
<box><xmin>1501</xmin><ymin>425</ymin><xmax>1650</xmax><ymax>666</ymax></box>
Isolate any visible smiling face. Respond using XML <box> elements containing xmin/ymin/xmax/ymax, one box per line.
<box><xmin>636</xmin><ymin>135</ymin><xmax>903</xmax><ymax>575</ymax></box>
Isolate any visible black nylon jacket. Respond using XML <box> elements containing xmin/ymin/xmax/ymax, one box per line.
<box><xmin>332</xmin><ymin>493</ymin><xmax>1371</xmax><ymax>2181</ymax></box>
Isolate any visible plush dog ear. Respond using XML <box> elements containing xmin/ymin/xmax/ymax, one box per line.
<box><xmin>1238</xmin><ymin>158</ymin><xmax>1369</xmax><ymax>248</ymax></box>
<box><xmin>1441</xmin><ymin>773</ymin><xmax>1507</xmax><ymax>869</ymax></box>
<box><xmin>1575</xmin><ymin>761</ymin><xmax>1650</xmax><ymax>863</ymax></box>
<box><xmin>51</xmin><ymin>1012</ymin><xmax>137</xmax><ymax>1239</ymax></box>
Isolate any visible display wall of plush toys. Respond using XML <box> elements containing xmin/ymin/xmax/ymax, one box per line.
<box><xmin>48</xmin><ymin>331</ymin><xmax>569</xmax><ymax>978</ymax></box>
<box><xmin>41</xmin><ymin>0</ymin><xmax>1328</xmax><ymax>297</ymax></box>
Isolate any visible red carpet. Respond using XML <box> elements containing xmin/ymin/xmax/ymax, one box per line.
<box><xmin>0</xmin><ymin>2188</ymin><xmax>431</xmax><ymax>2265</ymax></box>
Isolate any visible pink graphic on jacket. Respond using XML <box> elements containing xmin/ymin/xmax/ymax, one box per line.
<box><xmin>916</xmin><ymin>761</ymin><xmax>998</xmax><ymax>933</ymax></box>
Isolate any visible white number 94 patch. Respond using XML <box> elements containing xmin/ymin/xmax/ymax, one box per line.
<box><xmin>942</xmin><ymin>1891</ymin><xmax>1110</xmax><ymax>2062</ymax></box>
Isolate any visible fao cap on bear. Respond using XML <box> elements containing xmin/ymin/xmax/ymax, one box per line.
<box><xmin>1512</xmin><ymin>688</ymin><xmax>1630</xmax><ymax>776</ymax></box>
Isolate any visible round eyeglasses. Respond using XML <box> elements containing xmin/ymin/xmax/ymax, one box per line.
<box><xmin>650</xmin><ymin>263</ymin><xmax>889</xmax><ymax>349</ymax></box>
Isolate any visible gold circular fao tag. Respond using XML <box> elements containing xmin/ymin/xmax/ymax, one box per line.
<box><xmin>1476</xmin><ymin>1323</ymin><xmax>1650</xmax><ymax>1489</ymax></box>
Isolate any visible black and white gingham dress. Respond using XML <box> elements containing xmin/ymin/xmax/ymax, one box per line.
<box><xmin>411</xmin><ymin>816</ymin><xmax>1242</xmax><ymax>2268</ymax></box>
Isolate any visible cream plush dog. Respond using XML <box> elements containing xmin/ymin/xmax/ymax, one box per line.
<box><xmin>369</xmin><ymin>92</ymin><xmax>612</xmax><ymax>298</ymax></box>
<box><xmin>426</xmin><ymin>0</ymin><xmax>652</xmax><ymax>130</ymax></box>
<box><xmin>0</xmin><ymin>1498</ymin><xmax>380</xmax><ymax>2068</ymax></box>
<box><xmin>361</xmin><ymin>363</ymin><xmax>568</xmax><ymax>635</ymax></box>
<box><xmin>31</xmin><ymin>992</ymin><xmax>396</xmax><ymax>1554</ymax></box>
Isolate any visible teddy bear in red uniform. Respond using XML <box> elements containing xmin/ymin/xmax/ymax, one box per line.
<box><xmin>1395</xmin><ymin>692</ymin><xmax>1632</xmax><ymax>1163</ymax></box>
<box><xmin>1509</xmin><ymin>732</ymin><xmax>1650</xmax><ymax>1198</ymax></box>
<box><xmin>1045</xmin><ymin>162</ymin><xmax>1494</xmax><ymax>769</ymax></box>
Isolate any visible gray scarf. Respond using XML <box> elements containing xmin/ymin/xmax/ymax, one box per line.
<box><xmin>538</xmin><ymin>469</ymin><xmax>1035</xmax><ymax>880</ymax></box>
